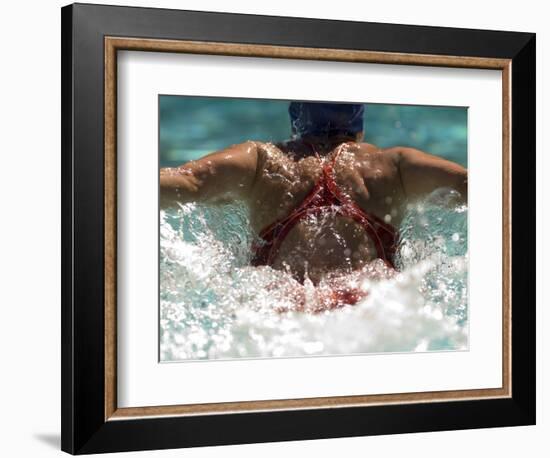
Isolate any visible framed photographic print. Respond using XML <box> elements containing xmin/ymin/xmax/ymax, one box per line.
<box><xmin>61</xmin><ymin>3</ymin><xmax>536</xmax><ymax>454</ymax></box>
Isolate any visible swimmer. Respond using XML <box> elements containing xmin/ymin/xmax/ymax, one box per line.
<box><xmin>160</xmin><ymin>102</ymin><xmax>467</xmax><ymax>307</ymax></box>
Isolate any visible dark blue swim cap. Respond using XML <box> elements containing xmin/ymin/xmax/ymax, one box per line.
<box><xmin>289</xmin><ymin>101</ymin><xmax>364</xmax><ymax>138</ymax></box>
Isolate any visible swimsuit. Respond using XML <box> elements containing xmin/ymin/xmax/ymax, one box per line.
<box><xmin>251</xmin><ymin>143</ymin><xmax>398</xmax><ymax>309</ymax></box>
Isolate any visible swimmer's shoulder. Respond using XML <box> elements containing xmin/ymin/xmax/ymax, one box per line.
<box><xmin>228</xmin><ymin>140</ymin><xmax>283</xmax><ymax>165</ymax></box>
<box><xmin>250</xmin><ymin>141</ymin><xmax>295</xmax><ymax>175</ymax></box>
<box><xmin>355</xmin><ymin>142</ymin><xmax>393</xmax><ymax>161</ymax></box>
<box><xmin>356</xmin><ymin>142</ymin><xmax>407</xmax><ymax>165</ymax></box>
<box><xmin>261</xmin><ymin>139</ymin><xmax>313</xmax><ymax>164</ymax></box>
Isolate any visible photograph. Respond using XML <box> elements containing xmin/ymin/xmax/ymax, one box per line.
<box><xmin>159</xmin><ymin>96</ymin><xmax>469</xmax><ymax>361</ymax></box>
<box><xmin>55</xmin><ymin>2</ymin><xmax>537</xmax><ymax>454</ymax></box>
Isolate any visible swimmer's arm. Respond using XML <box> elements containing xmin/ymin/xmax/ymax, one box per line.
<box><xmin>160</xmin><ymin>141</ymin><xmax>259</xmax><ymax>208</ymax></box>
<box><xmin>394</xmin><ymin>147</ymin><xmax>468</xmax><ymax>201</ymax></box>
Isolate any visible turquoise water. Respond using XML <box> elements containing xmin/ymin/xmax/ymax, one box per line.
<box><xmin>159</xmin><ymin>96</ymin><xmax>467</xmax><ymax>167</ymax></box>
<box><xmin>159</xmin><ymin>96</ymin><xmax>468</xmax><ymax>361</ymax></box>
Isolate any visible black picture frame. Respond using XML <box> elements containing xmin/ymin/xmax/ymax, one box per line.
<box><xmin>61</xmin><ymin>2</ymin><xmax>536</xmax><ymax>454</ymax></box>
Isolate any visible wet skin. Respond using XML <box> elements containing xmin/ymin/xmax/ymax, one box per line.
<box><xmin>160</xmin><ymin>136</ymin><xmax>467</xmax><ymax>283</ymax></box>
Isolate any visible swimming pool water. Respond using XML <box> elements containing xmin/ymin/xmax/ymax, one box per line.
<box><xmin>160</xmin><ymin>97</ymin><xmax>467</xmax><ymax>167</ymax></box>
<box><xmin>160</xmin><ymin>195</ymin><xmax>468</xmax><ymax>361</ymax></box>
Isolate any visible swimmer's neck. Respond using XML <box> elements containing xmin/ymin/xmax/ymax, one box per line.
<box><xmin>296</xmin><ymin>132</ymin><xmax>364</xmax><ymax>155</ymax></box>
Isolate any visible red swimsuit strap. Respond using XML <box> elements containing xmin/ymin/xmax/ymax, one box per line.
<box><xmin>252</xmin><ymin>143</ymin><xmax>398</xmax><ymax>268</ymax></box>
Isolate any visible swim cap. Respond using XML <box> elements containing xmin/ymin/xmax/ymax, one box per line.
<box><xmin>289</xmin><ymin>101</ymin><xmax>364</xmax><ymax>138</ymax></box>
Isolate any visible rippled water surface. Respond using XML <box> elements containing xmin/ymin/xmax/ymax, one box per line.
<box><xmin>160</xmin><ymin>193</ymin><xmax>468</xmax><ymax>361</ymax></box>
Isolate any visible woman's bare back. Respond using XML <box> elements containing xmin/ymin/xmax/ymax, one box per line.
<box><xmin>160</xmin><ymin>137</ymin><xmax>466</xmax><ymax>283</ymax></box>
<box><xmin>248</xmin><ymin>141</ymin><xmax>406</xmax><ymax>282</ymax></box>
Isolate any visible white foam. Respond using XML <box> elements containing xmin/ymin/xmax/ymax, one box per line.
<box><xmin>160</xmin><ymin>195</ymin><xmax>468</xmax><ymax>361</ymax></box>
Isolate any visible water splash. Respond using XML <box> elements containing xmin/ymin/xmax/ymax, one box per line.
<box><xmin>160</xmin><ymin>190</ymin><xmax>468</xmax><ymax>361</ymax></box>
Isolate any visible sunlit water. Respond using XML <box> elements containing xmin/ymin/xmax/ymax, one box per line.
<box><xmin>160</xmin><ymin>190</ymin><xmax>468</xmax><ymax>361</ymax></box>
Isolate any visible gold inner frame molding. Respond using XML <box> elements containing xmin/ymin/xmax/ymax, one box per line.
<box><xmin>104</xmin><ymin>36</ymin><xmax>512</xmax><ymax>421</ymax></box>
